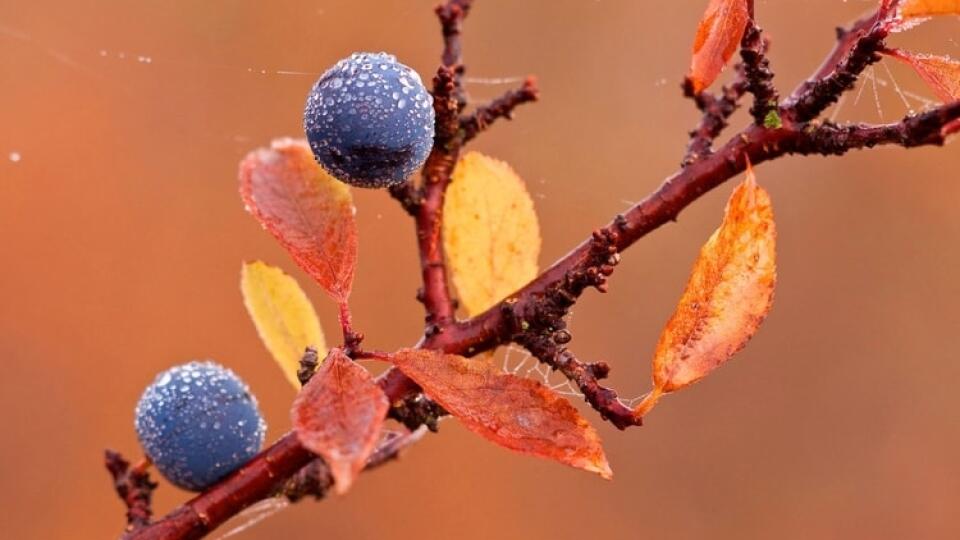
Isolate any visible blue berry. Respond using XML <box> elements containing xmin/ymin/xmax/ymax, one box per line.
<box><xmin>304</xmin><ymin>52</ymin><xmax>435</xmax><ymax>188</ymax></box>
<box><xmin>134</xmin><ymin>361</ymin><xmax>267</xmax><ymax>491</ymax></box>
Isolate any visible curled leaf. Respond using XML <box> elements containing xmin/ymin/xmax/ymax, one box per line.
<box><xmin>389</xmin><ymin>349</ymin><xmax>611</xmax><ymax>479</ymax></box>
<box><xmin>887</xmin><ymin>49</ymin><xmax>960</xmax><ymax>103</ymax></box>
<box><xmin>443</xmin><ymin>152</ymin><xmax>541</xmax><ymax>316</ymax></box>
<box><xmin>900</xmin><ymin>0</ymin><xmax>960</xmax><ymax>18</ymax></box>
<box><xmin>649</xmin><ymin>166</ymin><xmax>776</xmax><ymax>399</ymax></box>
<box><xmin>239</xmin><ymin>138</ymin><xmax>358</xmax><ymax>303</ymax></box>
<box><xmin>241</xmin><ymin>261</ymin><xmax>326</xmax><ymax>388</ymax></box>
<box><xmin>291</xmin><ymin>349</ymin><xmax>388</xmax><ymax>494</ymax></box>
<box><xmin>688</xmin><ymin>0</ymin><xmax>750</xmax><ymax>94</ymax></box>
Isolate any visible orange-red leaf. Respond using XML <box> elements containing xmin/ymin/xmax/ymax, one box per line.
<box><xmin>388</xmin><ymin>349</ymin><xmax>612</xmax><ymax>479</ymax></box>
<box><xmin>291</xmin><ymin>348</ymin><xmax>388</xmax><ymax>494</ymax></box>
<box><xmin>239</xmin><ymin>138</ymin><xmax>358</xmax><ymax>303</ymax></box>
<box><xmin>650</xmin><ymin>167</ymin><xmax>776</xmax><ymax>397</ymax></box>
<box><xmin>688</xmin><ymin>0</ymin><xmax>750</xmax><ymax>94</ymax></box>
<box><xmin>900</xmin><ymin>0</ymin><xmax>960</xmax><ymax>18</ymax></box>
<box><xmin>887</xmin><ymin>49</ymin><xmax>960</xmax><ymax>103</ymax></box>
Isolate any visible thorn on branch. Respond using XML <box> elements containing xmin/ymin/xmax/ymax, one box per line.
<box><xmin>105</xmin><ymin>450</ymin><xmax>157</xmax><ymax>532</ymax></box>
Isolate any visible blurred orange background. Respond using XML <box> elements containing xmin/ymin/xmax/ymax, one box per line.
<box><xmin>2</xmin><ymin>1</ymin><xmax>959</xmax><ymax>538</ymax></box>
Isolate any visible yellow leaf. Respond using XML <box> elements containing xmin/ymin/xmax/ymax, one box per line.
<box><xmin>241</xmin><ymin>261</ymin><xmax>326</xmax><ymax>388</ymax></box>
<box><xmin>443</xmin><ymin>152</ymin><xmax>541</xmax><ymax>316</ymax></box>
<box><xmin>900</xmin><ymin>0</ymin><xmax>960</xmax><ymax>18</ymax></box>
<box><xmin>644</xmin><ymin>166</ymin><xmax>776</xmax><ymax>410</ymax></box>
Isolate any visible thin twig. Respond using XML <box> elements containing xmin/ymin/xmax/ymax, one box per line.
<box><xmin>461</xmin><ymin>76</ymin><xmax>540</xmax><ymax>143</ymax></box>
<box><xmin>105</xmin><ymin>451</ymin><xmax>157</xmax><ymax>533</ymax></box>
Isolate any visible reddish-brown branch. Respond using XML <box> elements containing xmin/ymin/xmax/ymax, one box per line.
<box><xmin>412</xmin><ymin>0</ymin><xmax>475</xmax><ymax>329</ymax></box>
<box><xmin>437</xmin><ymin>0</ymin><xmax>473</xmax><ymax>88</ymax></box>
<box><xmin>786</xmin><ymin>9</ymin><xmax>889</xmax><ymax>122</ymax></box>
<box><xmin>123</xmin><ymin>434</ymin><xmax>312</xmax><ymax>540</ymax></box>
<box><xmin>416</xmin><ymin>66</ymin><xmax>462</xmax><ymax>329</ymax></box>
<box><xmin>461</xmin><ymin>77</ymin><xmax>540</xmax><ymax>142</ymax></box>
<box><xmin>683</xmin><ymin>68</ymin><xmax>748</xmax><ymax>165</ymax></box>
<box><xmin>740</xmin><ymin>22</ymin><xmax>779</xmax><ymax>126</ymax></box>
<box><xmin>106</xmin><ymin>452</ymin><xmax>157</xmax><ymax>533</ymax></box>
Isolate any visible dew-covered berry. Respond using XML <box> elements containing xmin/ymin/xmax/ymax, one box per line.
<box><xmin>134</xmin><ymin>361</ymin><xmax>266</xmax><ymax>491</ymax></box>
<box><xmin>304</xmin><ymin>52</ymin><xmax>435</xmax><ymax>188</ymax></box>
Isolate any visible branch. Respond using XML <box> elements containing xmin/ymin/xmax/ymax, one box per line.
<box><xmin>683</xmin><ymin>68</ymin><xmax>748</xmax><ymax>165</ymax></box>
<box><xmin>416</xmin><ymin>65</ymin><xmax>461</xmax><ymax>329</ymax></box>
<box><xmin>106</xmin><ymin>451</ymin><xmax>157</xmax><ymax>533</ymax></box>
<box><xmin>740</xmin><ymin>21</ymin><xmax>779</xmax><ymax>126</ymax></box>
<box><xmin>799</xmin><ymin>102</ymin><xmax>960</xmax><ymax>153</ymax></box>
<box><xmin>461</xmin><ymin>76</ymin><xmax>540</xmax><ymax>143</ymax></box>
<box><xmin>786</xmin><ymin>8</ymin><xmax>889</xmax><ymax>122</ymax></box>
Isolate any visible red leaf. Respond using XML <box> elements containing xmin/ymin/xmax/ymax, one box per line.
<box><xmin>887</xmin><ymin>49</ymin><xmax>960</xmax><ymax>103</ymax></box>
<box><xmin>688</xmin><ymin>0</ymin><xmax>750</xmax><ymax>94</ymax></box>
<box><xmin>388</xmin><ymin>349</ymin><xmax>612</xmax><ymax>479</ymax></box>
<box><xmin>291</xmin><ymin>349</ymin><xmax>388</xmax><ymax>494</ymax></box>
<box><xmin>239</xmin><ymin>138</ymin><xmax>358</xmax><ymax>303</ymax></box>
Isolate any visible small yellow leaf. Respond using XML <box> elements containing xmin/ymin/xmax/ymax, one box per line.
<box><xmin>650</xmin><ymin>166</ymin><xmax>776</xmax><ymax>397</ymax></box>
<box><xmin>241</xmin><ymin>261</ymin><xmax>326</xmax><ymax>388</ymax></box>
<box><xmin>443</xmin><ymin>152</ymin><xmax>541</xmax><ymax>316</ymax></box>
<box><xmin>900</xmin><ymin>0</ymin><xmax>960</xmax><ymax>18</ymax></box>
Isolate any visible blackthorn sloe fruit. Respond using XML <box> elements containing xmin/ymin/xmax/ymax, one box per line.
<box><xmin>134</xmin><ymin>361</ymin><xmax>266</xmax><ymax>491</ymax></box>
<box><xmin>304</xmin><ymin>52</ymin><xmax>435</xmax><ymax>188</ymax></box>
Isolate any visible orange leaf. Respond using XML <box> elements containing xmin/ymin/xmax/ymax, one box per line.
<box><xmin>651</xmin><ymin>167</ymin><xmax>776</xmax><ymax>396</ymax></box>
<box><xmin>239</xmin><ymin>138</ymin><xmax>358</xmax><ymax>303</ymax></box>
<box><xmin>688</xmin><ymin>0</ymin><xmax>750</xmax><ymax>94</ymax></box>
<box><xmin>291</xmin><ymin>349</ymin><xmax>388</xmax><ymax>494</ymax></box>
<box><xmin>900</xmin><ymin>0</ymin><xmax>960</xmax><ymax>18</ymax></box>
<box><xmin>389</xmin><ymin>349</ymin><xmax>612</xmax><ymax>479</ymax></box>
<box><xmin>887</xmin><ymin>49</ymin><xmax>960</xmax><ymax>103</ymax></box>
